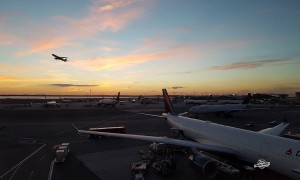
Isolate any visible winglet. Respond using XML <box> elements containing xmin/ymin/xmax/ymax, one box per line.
<box><xmin>162</xmin><ymin>89</ymin><xmax>176</xmax><ymax>115</ymax></box>
<box><xmin>259</xmin><ymin>122</ymin><xmax>289</xmax><ymax>136</ymax></box>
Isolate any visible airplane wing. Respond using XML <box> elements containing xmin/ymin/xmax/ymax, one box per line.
<box><xmin>258</xmin><ymin>122</ymin><xmax>289</xmax><ymax>136</ymax></box>
<box><xmin>77</xmin><ymin>129</ymin><xmax>241</xmax><ymax>157</ymax></box>
<box><xmin>178</xmin><ymin>112</ymin><xmax>189</xmax><ymax>116</ymax></box>
<box><xmin>292</xmin><ymin>169</ymin><xmax>300</xmax><ymax>174</ymax></box>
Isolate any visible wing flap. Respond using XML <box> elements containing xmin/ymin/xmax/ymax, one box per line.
<box><xmin>78</xmin><ymin>129</ymin><xmax>240</xmax><ymax>156</ymax></box>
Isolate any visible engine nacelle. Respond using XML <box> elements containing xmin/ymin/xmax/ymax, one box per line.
<box><xmin>190</xmin><ymin>155</ymin><xmax>218</xmax><ymax>179</ymax></box>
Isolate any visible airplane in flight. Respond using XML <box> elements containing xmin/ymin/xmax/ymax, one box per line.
<box><xmin>52</xmin><ymin>54</ymin><xmax>68</xmax><ymax>62</ymax></box>
<box><xmin>97</xmin><ymin>92</ymin><xmax>120</xmax><ymax>107</ymax></box>
<box><xmin>184</xmin><ymin>95</ymin><xmax>213</xmax><ymax>105</ymax></box>
<box><xmin>77</xmin><ymin>89</ymin><xmax>300</xmax><ymax>179</ymax></box>
<box><xmin>188</xmin><ymin>93</ymin><xmax>254</xmax><ymax>117</ymax></box>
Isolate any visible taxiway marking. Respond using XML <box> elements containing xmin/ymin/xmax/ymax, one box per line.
<box><xmin>0</xmin><ymin>144</ymin><xmax>46</xmax><ymax>179</ymax></box>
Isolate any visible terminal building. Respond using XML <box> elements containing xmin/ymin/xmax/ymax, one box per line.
<box><xmin>296</xmin><ymin>92</ymin><xmax>300</xmax><ymax>99</ymax></box>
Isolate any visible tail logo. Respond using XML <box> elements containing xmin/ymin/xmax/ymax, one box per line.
<box><xmin>285</xmin><ymin>148</ymin><xmax>292</xmax><ymax>155</ymax></box>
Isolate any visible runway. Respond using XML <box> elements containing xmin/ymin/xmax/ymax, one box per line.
<box><xmin>0</xmin><ymin>102</ymin><xmax>299</xmax><ymax>180</ymax></box>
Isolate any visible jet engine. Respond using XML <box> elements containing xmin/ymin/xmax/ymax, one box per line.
<box><xmin>189</xmin><ymin>155</ymin><xmax>218</xmax><ymax>179</ymax></box>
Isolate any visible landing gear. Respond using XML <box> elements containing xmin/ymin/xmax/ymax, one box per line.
<box><xmin>152</xmin><ymin>154</ymin><xmax>176</xmax><ymax>176</ymax></box>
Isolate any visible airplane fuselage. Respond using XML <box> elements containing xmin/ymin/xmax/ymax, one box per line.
<box><xmin>166</xmin><ymin>114</ymin><xmax>300</xmax><ymax>179</ymax></box>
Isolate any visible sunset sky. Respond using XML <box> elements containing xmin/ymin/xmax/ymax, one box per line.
<box><xmin>0</xmin><ymin>0</ymin><xmax>299</xmax><ymax>95</ymax></box>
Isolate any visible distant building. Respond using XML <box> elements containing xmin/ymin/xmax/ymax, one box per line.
<box><xmin>296</xmin><ymin>92</ymin><xmax>300</xmax><ymax>99</ymax></box>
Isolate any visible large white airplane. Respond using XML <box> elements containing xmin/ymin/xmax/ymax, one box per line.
<box><xmin>77</xmin><ymin>89</ymin><xmax>300</xmax><ymax>179</ymax></box>
<box><xmin>188</xmin><ymin>93</ymin><xmax>253</xmax><ymax>117</ymax></box>
<box><xmin>97</xmin><ymin>92</ymin><xmax>120</xmax><ymax>107</ymax></box>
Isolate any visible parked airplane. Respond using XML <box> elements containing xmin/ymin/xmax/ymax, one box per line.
<box><xmin>188</xmin><ymin>93</ymin><xmax>252</xmax><ymax>117</ymax></box>
<box><xmin>131</xmin><ymin>95</ymin><xmax>142</xmax><ymax>103</ymax></box>
<box><xmin>184</xmin><ymin>95</ymin><xmax>213</xmax><ymax>105</ymax></box>
<box><xmin>52</xmin><ymin>54</ymin><xmax>68</xmax><ymax>62</ymax></box>
<box><xmin>217</xmin><ymin>99</ymin><xmax>243</xmax><ymax>104</ymax></box>
<box><xmin>97</xmin><ymin>92</ymin><xmax>120</xmax><ymax>107</ymax></box>
<box><xmin>140</xmin><ymin>96</ymin><xmax>160</xmax><ymax>104</ymax></box>
<box><xmin>77</xmin><ymin>89</ymin><xmax>300</xmax><ymax>179</ymax></box>
<box><xmin>44</xmin><ymin>101</ymin><xmax>60</xmax><ymax>108</ymax></box>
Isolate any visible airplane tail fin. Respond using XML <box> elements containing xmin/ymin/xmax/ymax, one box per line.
<box><xmin>162</xmin><ymin>89</ymin><xmax>176</xmax><ymax>115</ymax></box>
<box><xmin>242</xmin><ymin>93</ymin><xmax>252</xmax><ymax>104</ymax></box>
<box><xmin>207</xmin><ymin>94</ymin><xmax>212</xmax><ymax>101</ymax></box>
<box><xmin>117</xmin><ymin>92</ymin><xmax>120</xmax><ymax>101</ymax></box>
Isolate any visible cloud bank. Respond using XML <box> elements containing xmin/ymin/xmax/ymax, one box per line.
<box><xmin>207</xmin><ymin>59</ymin><xmax>286</xmax><ymax>70</ymax></box>
<box><xmin>50</xmin><ymin>84</ymin><xmax>98</xmax><ymax>87</ymax></box>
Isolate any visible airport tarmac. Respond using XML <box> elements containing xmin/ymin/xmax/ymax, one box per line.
<box><xmin>0</xmin><ymin>102</ymin><xmax>299</xmax><ymax>180</ymax></box>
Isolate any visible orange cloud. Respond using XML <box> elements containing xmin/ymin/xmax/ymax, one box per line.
<box><xmin>0</xmin><ymin>76</ymin><xmax>19</xmax><ymax>81</ymax></box>
<box><xmin>72</xmin><ymin>43</ymin><xmax>205</xmax><ymax>71</ymax></box>
<box><xmin>0</xmin><ymin>63</ymin><xmax>34</xmax><ymax>74</ymax></box>
<box><xmin>131</xmin><ymin>38</ymin><xmax>256</xmax><ymax>62</ymax></box>
<box><xmin>130</xmin><ymin>38</ymin><xmax>166</xmax><ymax>54</ymax></box>
<box><xmin>30</xmin><ymin>38</ymin><xmax>65</xmax><ymax>52</ymax></box>
<box><xmin>98</xmin><ymin>5</ymin><xmax>114</xmax><ymax>11</ymax></box>
<box><xmin>92</xmin><ymin>0</ymin><xmax>139</xmax><ymax>12</ymax></box>
<box><xmin>14</xmin><ymin>0</ymin><xmax>148</xmax><ymax>56</ymax></box>
<box><xmin>16</xmin><ymin>36</ymin><xmax>73</xmax><ymax>56</ymax></box>
<box><xmin>207</xmin><ymin>59</ymin><xmax>285</xmax><ymax>70</ymax></box>
<box><xmin>65</xmin><ymin>8</ymin><xmax>144</xmax><ymax>36</ymax></box>
<box><xmin>73</xmin><ymin>52</ymin><xmax>169</xmax><ymax>71</ymax></box>
<box><xmin>0</xmin><ymin>32</ymin><xmax>18</xmax><ymax>46</ymax></box>
<box><xmin>0</xmin><ymin>13</ymin><xmax>23</xmax><ymax>46</ymax></box>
